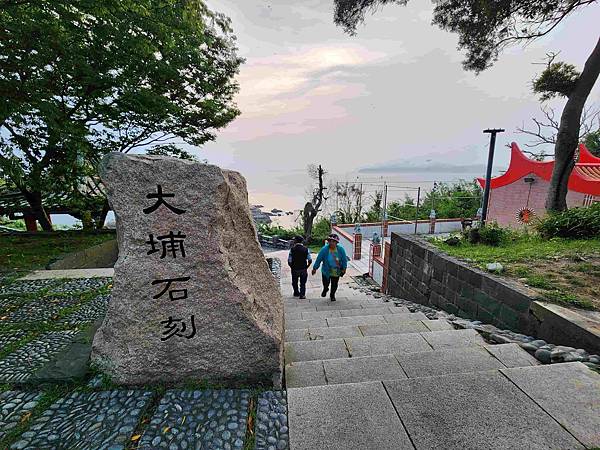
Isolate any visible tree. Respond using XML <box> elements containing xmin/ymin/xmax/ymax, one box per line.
<box><xmin>302</xmin><ymin>165</ymin><xmax>327</xmax><ymax>241</ymax></box>
<box><xmin>333</xmin><ymin>0</ymin><xmax>600</xmax><ymax>211</ymax></box>
<box><xmin>584</xmin><ymin>130</ymin><xmax>600</xmax><ymax>156</ymax></box>
<box><xmin>0</xmin><ymin>0</ymin><xmax>243</xmax><ymax>230</ymax></box>
<box><xmin>364</xmin><ymin>190</ymin><xmax>383</xmax><ymax>222</ymax></box>
<box><xmin>517</xmin><ymin>104</ymin><xmax>600</xmax><ymax>159</ymax></box>
<box><xmin>334</xmin><ymin>181</ymin><xmax>365</xmax><ymax>223</ymax></box>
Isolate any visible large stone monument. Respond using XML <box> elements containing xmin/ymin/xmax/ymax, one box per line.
<box><xmin>91</xmin><ymin>153</ymin><xmax>284</xmax><ymax>386</ymax></box>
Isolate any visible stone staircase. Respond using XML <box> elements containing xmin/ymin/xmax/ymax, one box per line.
<box><xmin>280</xmin><ymin>277</ymin><xmax>600</xmax><ymax>450</ymax></box>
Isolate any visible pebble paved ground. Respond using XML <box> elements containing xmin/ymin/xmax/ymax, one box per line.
<box><xmin>0</xmin><ymin>269</ymin><xmax>288</xmax><ymax>450</ymax></box>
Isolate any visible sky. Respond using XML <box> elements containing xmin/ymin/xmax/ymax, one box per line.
<box><xmin>198</xmin><ymin>0</ymin><xmax>600</xmax><ymax>211</ymax></box>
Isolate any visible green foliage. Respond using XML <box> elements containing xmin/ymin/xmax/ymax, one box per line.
<box><xmin>364</xmin><ymin>191</ymin><xmax>383</xmax><ymax>222</ymax></box>
<box><xmin>0</xmin><ymin>0</ymin><xmax>243</xmax><ymax>226</ymax></box>
<box><xmin>386</xmin><ymin>181</ymin><xmax>481</xmax><ymax>221</ymax></box>
<box><xmin>386</xmin><ymin>196</ymin><xmax>417</xmax><ymax>221</ymax></box>
<box><xmin>537</xmin><ymin>203</ymin><xmax>600</xmax><ymax>238</ymax></box>
<box><xmin>257</xmin><ymin>223</ymin><xmax>303</xmax><ymax>241</ymax></box>
<box><xmin>584</xmin><ymin>130</ymin><xmax>600</xmax><ymax>156</ymax></box>
<box><xmin>0</xmin><ymin>232</ymin><xmax>114</xmax><ymax>271</ymax></box>
<box><xmin>478</xmin><ymin>222</ymin><xmax>508</xmax><ymax>246</ymax></box>
<box><xmin>533</xmin><ymin>62</ymin><xmax>580</xmax><ymax>101</ymax></box>
<box><xmin>311</xmin><ymin>217</ymin><xmax>332</xmax><ymax>244</ymax></box>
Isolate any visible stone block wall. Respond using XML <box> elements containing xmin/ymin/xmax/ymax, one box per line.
<box><xmin>387</xmin><ymin>233</ymin><xmax>539</xmax><ymax>335</ymax></box>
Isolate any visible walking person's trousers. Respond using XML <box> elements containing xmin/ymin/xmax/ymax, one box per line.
<box><xmin>322</xmin><ymin>274</ymin><xmax>339</xmax><ymax>299</ymax></box>
<box><xmin>292</xmin><ymin>269</ymin><xmax>308</xmax><ymax>296</ymax></box>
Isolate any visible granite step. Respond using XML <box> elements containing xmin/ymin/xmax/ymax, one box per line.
<box><xmin>288</xmin><ymin>363</ymin><xmax>600</xmax><ymax>450</ymax></box>
<box><xmin>286</xmin><ymin>306</ymin><xmax>410</xmax><ymax>321</ymax></box>
<box><xmin>284</xmin><ymin>312</ymin><xmax>429</xmax><ymax>330</ymax></box>
<box><xmin>284</xmin><ymin>328</ymin><xmax>485</xmax><ymax>363</ymax></box>
<box><xmin>285</xmin><ymin>343</ymin><xmax>539</xmax><ymax>387</ymax></box>
<box><xmin>284</xmin><ymin>319</ymin><xmax>454</xmax><ymax>342</ymax></box>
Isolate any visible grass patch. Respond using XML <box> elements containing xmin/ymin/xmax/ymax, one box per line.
<box><xmin>432</xmin><ymin>233</ymin><xmax>600</xmax><ymax>311</ymax></box>
<box><xmin>0</xmin><ymin>232</ymin><xmax>114</xmax><ymax>272</ymax></box>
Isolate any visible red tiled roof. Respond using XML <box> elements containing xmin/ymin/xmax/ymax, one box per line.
<box><xmin>477</xmin><ymin>143</ymin><xmax>600</xmax><ymax>196</ymax></box>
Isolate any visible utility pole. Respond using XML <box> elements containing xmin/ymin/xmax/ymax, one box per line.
<box><xmin>414</xmin><ymin>187</ymin><xmax>421</xmax><ymax>234</ymax></box>
<box><xmin>381</xmin><ymin>182</ymin><xmax>388</xmax><ymax>237</ymax></box>
<box><xmin>481</xmin><ymin>128</ymin><xmax>505</xmax><ymax>225</ymax></box>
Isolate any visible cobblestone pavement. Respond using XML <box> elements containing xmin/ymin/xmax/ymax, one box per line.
<box><xmin>0</xmin><ymin>391</ymin><xmax>42</xmax><ymax>441</ymax></box>
<box><xmin>139</xmin><ymin>389</ymin><xmax>250</xmax><ymax>449</ymax></box>
<box><xmin>0</xmin><ymin>273</ymin><xmax>291</xmax><ymax>450</ymax></box>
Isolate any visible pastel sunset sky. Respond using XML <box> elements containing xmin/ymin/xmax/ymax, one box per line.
<box><xmin>200</xmin><ymin>1</ymin><xmax>600</xmax><ymax>211</ymax></box>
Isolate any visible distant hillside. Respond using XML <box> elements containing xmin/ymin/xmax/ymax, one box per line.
<box><xmin>358</xmin><ymin>161</ymin><xmax>490</xmax><ymax>174</ymax></box>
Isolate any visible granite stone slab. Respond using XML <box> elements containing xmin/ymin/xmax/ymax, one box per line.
<box><xmin>314</xmin><ymin>303</ymin><xmax>366</xmax><ymax>311</ymax></box>
<box><xmin>285</xmin><ymin>318</ymin><xmax>328</xmax><ymax>330</ymax></box>
<box><xmin>323</xmin><ymin>355</ymin><xmax>407</xmax><ymax>385</ymax></box>
<box><xmin>285</xmin><ymin>360</ymin><xmax>327</xmax><ymax>388</ymax></box>
<box><xmin>421</xmin><ymin>319</ymin><xmax>455</xmax><ymax>331</ymax></box>
<box><xmin>344</xmin><ymin>333</ymin><xmax>432</xmax><ymax>358</ymax></box>
<box><xmin>285</xmin><ymin>326</ymin><xmax>362</xmax><ymax>342</ymax></box>
<box><xmin>11</xmin><ymin>390</ymin><xmax>153</xmax><ymax>450</ymax></box>
<box><xmin>284</xmin><ymin>339</ymin><xmax>349</xmax><ymax>364</ymax></box>
<box><xmin>484</xmin><ymin>343</ymin><xmax>540</xmax><ymax>368</ymax></box>
<box><xmin>383</xmin><ymin>312</ymin><xmax>428</xmax><ymax>323</ymax></box>
<box><xmin>287</xmin><ymin>382</ymin><xmax>413</xmax><ymax>450</ymax></box>
<box><xmin>384</xmin><ymin>371</ymin><xmax>582</xmax><ymax>449</ymax></box>
<box><xmin>420</xmin><ymin>328</ymin><xmax>485</xmax><ymax>349</ymax></box>
<box><xmin>326</xmin><ymin>315</ymin><xmax>387</xmax><ymax>328</ymax></box>
<box><xmin>339</xmin><ymin>307</ymin><xmax>399</xmax><ymax>317</ymax></box>
<box><xmin>284</xmin><ymin>311</ymin><xmax>302</xmax><ymax>321</ymax></box>
<box><xmin>358</xmin><ymin>322</ymin><xmax>429</xmax><ymax>337</ymax></box>
<box><xmin>139</xmin><ymin>389</ymin><xmax>250</xmax><ymax>450</ymax></box>
<box><xmin>255</xmin><ymin>391</ymin><xmax>289</xmax><ymax>450</ymax></box>
<box><xmin>300</xmin><ymin>310</ymin><xmax>342</xmax><ymax>320</ymax></box>
<box><xmin>0</xmin><ymin>391</ymin><xmax>42</xmax><ymax>441</ymax></box>
<box><xmin>502</xmin><ymin>362</ymin><xmax>600</xmax><ymax>448</ymax></box>
<box><xmin>395</xmin><ymin>346</ymin><xmax>506</xmax><ymax>378</ymax></box>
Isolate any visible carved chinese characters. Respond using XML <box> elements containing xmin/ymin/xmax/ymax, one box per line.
<box><xmin>91</xmin><ymin>153</ymin><xmax>284</xmax><ymax>387</ymax></box>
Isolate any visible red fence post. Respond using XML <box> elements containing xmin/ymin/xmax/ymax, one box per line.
<box><xmin>353</xmin><ymin>233</ymin><xmax>362</xmax><ymax>260</ymax></box>
<box><xmin>382</xmin><ymin>241</ymin><xmax>391</xmax><ymax>293</ymax></box>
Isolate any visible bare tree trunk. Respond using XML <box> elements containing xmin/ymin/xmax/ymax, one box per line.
<box><xmin>302</xmin><ymin>165</ymin><xmax>326</xmax><ymax>242</ymax></box>
<box><xmin>23</xmin><ymin>190</ymin><xmax>53</xmax><ymax>231</ymax></box>
<box><xmin>546</xmin><ymin>37</ymin><xmax>600</xmax><ymax>211</ymax></box>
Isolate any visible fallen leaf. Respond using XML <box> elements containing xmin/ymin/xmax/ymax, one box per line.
<box><xmin>20</xmin><ymin>412</ymin><xmax>32</xmax><ymax>423</ymax></box>
<box><xmin>163</xmin><ymin>426</ymin><xmax>170</xmax><ymax>434</ymax></box>
<box><xmin>131</xmin><ymin>435</ymin><xmax>141</xmax><ymax>441</ymax></box>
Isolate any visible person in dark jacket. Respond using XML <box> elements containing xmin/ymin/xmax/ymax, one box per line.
<box><xmin>288</xmin><ymin>235</ymin><xmax>312</xmax><ymax>299</ymax></box>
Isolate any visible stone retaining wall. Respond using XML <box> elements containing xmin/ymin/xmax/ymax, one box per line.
<box><xmin>387</xmin><ymin>233</ymin><xmax>600</xmax><ymax>353</ymax></box>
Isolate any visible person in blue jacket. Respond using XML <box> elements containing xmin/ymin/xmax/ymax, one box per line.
<box><xmin>311</xmin><ymin>233</ymin><xmax>348</xmax><ymax>301</ymax></box>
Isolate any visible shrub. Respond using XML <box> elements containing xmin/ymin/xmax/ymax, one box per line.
<box><xmin>257</xmin><ymin>223</ymin><xmax>303</xmax><ymax>241</ymax></box>
<box><xmin>478</xmin><ymin>222</ymin><xmax>508</xmax><ymax>246</ymax></box>
<box><xmin>537</xmin><ymin>203</ymin><xmax>600</xmax><ymax>238</ymax></box>
<box><xmin>311</xmin><ymin>217</ymin><xmax>331</xmax><ymax>245</ymax></box>
<box><xmin>463</xmin><ymin>222</ymin><xmax>507</xmax><ymax>246</ymax></box>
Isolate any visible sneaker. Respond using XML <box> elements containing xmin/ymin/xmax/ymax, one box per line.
<box><xmin>299</xmin><ymin>295</ymin><xmax>306</xmax><ymax>299</ymax></box>
<box><xmin>293</xmin><ymin>292</ymin><xmax>300</xmax><ymax>297</ymax></box>
<box><xmin>321</xmin><ymin>288</ymin><xmax>328</xmax><ymax>298</ymax></box>
<box><xmin>330</xmin><ymin>295</ymin><xmax>336</xmax><ymax>302</ymax></box>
